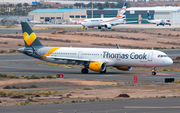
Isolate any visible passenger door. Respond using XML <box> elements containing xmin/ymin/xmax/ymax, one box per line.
<box><xmin>78</xmin><ymin>51</ymin><xmax>82</xmax><ymax>59</ymax></box>
<box><xmin>148</xmin><ymin>52</ymin><xmax>153</xmax><ymax>61</ymax></box>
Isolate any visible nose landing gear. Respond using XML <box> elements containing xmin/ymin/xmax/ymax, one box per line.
<box><xmin>151</xmin><ymin>67</ymin><xmax>156</xmax><ymax>75</ymax></box>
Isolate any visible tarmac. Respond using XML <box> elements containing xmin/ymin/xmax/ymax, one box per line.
<box><xmin>2</xmin><ymin>24</ymin><xmax>180</xmax><ymax>34</ymax></box>
<box><xmin>1</xmin><ymin>98</ymin><xmax>180</xmax><ymax>113</ymax></box>
<box><xmin>0</xmin><ymin>53</ymin><xmax>179</xmax><ymax>83</ymax></box>
<box><xmin>0</xmin><ymin>24</ymin><xmax>180</xmax><ymax>112</ymax></box>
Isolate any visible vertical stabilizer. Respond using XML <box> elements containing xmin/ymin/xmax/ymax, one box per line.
<box><xmin>147</xmin><ymin>11</ymin><xmax>151</xmax><ymax>20</ymax></box>
<box><xmin>21</xmin><ymin>22</ymin><xmax>44</xmax><ymax>48</ymax></box>
<box><xmin>117</xmin><ymin>3</ymin><xmax>126</xmax><ymax>19</ymax></box>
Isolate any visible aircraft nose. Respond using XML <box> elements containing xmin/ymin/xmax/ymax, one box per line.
<box><xmin>166</xmin><ymin>58</ymin><xmax>173</xmax><ymax>65</ymax></box>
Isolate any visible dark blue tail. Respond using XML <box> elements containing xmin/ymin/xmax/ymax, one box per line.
<box><xmin>21</xmin><ymin>22</ymin><xmax>44</xmax><ymax>48</ymax></box>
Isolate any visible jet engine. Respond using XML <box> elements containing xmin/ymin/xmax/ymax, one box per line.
<box><xmin>89</xmin><ymin>62</ymin><xmax>106</xmax><ymax>72</ymax></box>
<box><xmin>116</xmin><ymin>66</ymin><xmax>132</xmax><ymax>71</ymax></box>
<box><xmin>105</xmin><ymin>24</ymin><xmax>112</xmax><ymax>29</ymax></box>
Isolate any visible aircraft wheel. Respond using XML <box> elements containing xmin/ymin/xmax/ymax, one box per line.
<box><xmin>152</xmin><ymin>71</ymin><xmax>156</xmax><ymax>75</ymax></box>
<box><xmin>81</xmin><ymin>68</ymin><xmax>88</xmax><ymax>74</ymax></box>
<box><xmin>98</xmin><ymin>26</ymin><xmax>101</xmax><ymax>29</ymax></box>
<box><xmin>151</xmin><ymin>67</ymin><xmax>156</xmax><ymax>75</ymax></box>
<box><xmin>169</xmin><ymin>24</ymin><xmax>171</xmax><ymax>26</ymax></box>
<box><xmin>100</xmin><ymin>69</ymin><xmax>106</xmax><ymax>73</ymax></box>
<box><xmin>157</xmin><ymin>24</ymin><xmax>159</xmax><ymax>26</ymax></box>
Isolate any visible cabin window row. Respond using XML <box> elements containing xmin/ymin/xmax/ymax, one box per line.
<box><xmin>50</xmin><ymin>52</ymin><xmax>77</xmax><ymax>55</ymax></box>
<box><xmin>82</xmin><ymin>53</ymin><xmax>102</xmax><ymax>56</ymax></box>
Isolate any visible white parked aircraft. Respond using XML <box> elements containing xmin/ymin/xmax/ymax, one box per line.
<box><xmin>17</xmin><ymin>22</ymin><xmax>173</xmax><ymax>75</ymax></box>
<box><xmin>146</xmin><ymin>11</ymin><xmax>171</xmax><ymax>26</ymax></box>
<box><xmin>69</xmin><ymin>17</ymin><xmax>82</xmax><ymax>24</ymax></box>
<box><xmin>81</xmin><ymin>3</ymin><xmax>127</xmax><ymax>29</ymax></box>
<box><xmin>27</xmin><ymin>18</ymin><xmax>42</xmax><ymax>24</ymax></box>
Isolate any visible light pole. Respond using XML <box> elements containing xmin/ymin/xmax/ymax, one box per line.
<box><xmin>92</xmin><ymin>0</ymin><xmax>93</xmax><ymax>18</ymax></box>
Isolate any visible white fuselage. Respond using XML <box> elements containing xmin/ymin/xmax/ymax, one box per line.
<box><xmin>35</xmin><ymin>47</ymin><xmax>172</xmax><ymax>68</ymax></box>
<box><xmin>72</xmin><ymin>21</ymin><xmax>82</xmax><ymax>24</ymax></box>
<box><xmin>28</xmin><ymin>21</ymin><xmax>42</xmax><ymax>24</ymax></box>
<box><xmin>81</xmin><ymin>18</ymin><xmax>124</xmax><ymax>27</ymax></box>
<box><xmin>147</xmin><ymin>19</ymin><xmax>171</xmax><ymax>25</ymax></box>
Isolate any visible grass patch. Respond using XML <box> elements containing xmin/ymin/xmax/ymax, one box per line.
<box><xmin>83</xmin><ymin>88</ymin><xmax>92</xmax><ymax>90</ymax></box>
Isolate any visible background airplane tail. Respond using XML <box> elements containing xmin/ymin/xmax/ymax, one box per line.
<box><xmin>147</xmin><ymin>11</ymin><xmax>151</xmax><ymax>20</ymax></box>
<box><xmin>21</xmin><ymin>22</ymin><xmax>44</xmax><ymax>48</ymax></box>
<box><xmin>27</xmin><ymin>18</ymin><xmax>30</xmax><ymax>22</ymax></box>
<box><xmin>118</xmin><ymin>3</ymin><xmax>126</xmax><ymax>19</ymax></box>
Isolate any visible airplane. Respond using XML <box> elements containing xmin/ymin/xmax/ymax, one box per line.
<box><xmin>69</xmin><ymin>17</ymin><xmax>82</xmax><ymax>24</ymax></box>
<box><xmin>146</xmin><ymin>11</ymin><xmax>171</xmax><ymax>26</ymax></box>
<box><xmin>81</xmin><ymin>3</ymin><xmax>127</xmax><ymax>29</ymax></box>
<box><xmin>17</xmin><ymin>22</ymin><xmax>173</xmax><ymax>75</ymax></box>
<box><xmin>27</xmin><ymin>18</ymin><xmax>42</xmax><ymax>24</ymax></box>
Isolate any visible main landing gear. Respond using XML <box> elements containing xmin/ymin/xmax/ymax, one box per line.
<box><xmin>81</xmin><ymin>26</ymin><xmax>87</xmax><ymax>29</ymax></box>
<box><xmin>81</xmin><ymin>68</ymin><xmax>107</xmax><ymax>74</ymax></box>
<box><xmin>81</xmin><ymin>68</ymin><xmax>88</xmax><ymax>74</ymax></box>
<box><xmin>151</xmin><ymin>67</ymin><xmax>156</xmax><ymax>75</ymax></box>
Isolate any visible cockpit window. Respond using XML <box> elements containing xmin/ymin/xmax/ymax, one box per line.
<box><xmin>158</xmin><ymin>55</ymin><xmax>168</xmax><ymax>58</ymax></box>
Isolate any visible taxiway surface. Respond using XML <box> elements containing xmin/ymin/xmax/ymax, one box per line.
<box><xmin>1</xmin><ymin>24</ymin><xmax>180</xmax><ymax>34</ymax></box>
<box><xmin>0</xmin><ymin>54</ymin><xmax>179</xmax><ymax>83</ymax></box>
<box><xmin>1</xmin><ymin>98</ymin><xmax>180</xmax><ymax>113</ymax></box>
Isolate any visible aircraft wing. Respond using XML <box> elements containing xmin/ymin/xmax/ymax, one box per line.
<box><xmin>45</xmin><ymin>56</ymin><xmax>108</xmax><ymax>64</ymax></box>
<box><xmin>46</xmin><ymin>56</ymin><xmax>90</xmax><ymax>61</ymax></box>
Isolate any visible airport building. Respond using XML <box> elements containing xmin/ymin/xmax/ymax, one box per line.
<box><xmin>29</xmin><ymin>6</ymin><xmax>180</xmax><ymax>24</ymax></box>
<box><xmin>127</xmin><ymin>7</ymin><xmax>180</xmax><ymax>24</ymax></box>
<box><xmin>28</xmin><ymin>8</ymin><xmax>121</xmax><ymax>24</ymax></box>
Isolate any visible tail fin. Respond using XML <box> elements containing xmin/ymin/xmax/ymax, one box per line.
<box><xmin>118</xmin><ymin>3</ymin><xmax>126</xmax><ymax>18</ymax></box>
<box><xmin>27</xmin><ymin>18</ymin><xmax>30</xmax><ymax>22</ymax></box>
<box><xmin>80</xmin><ymin>16</ymin><xmax>82</xmax><ymax>21</ymax></box>
<box><xmin>21</xmin><ymin>22</ymin><xmax>44</xmax><ymax>48</ymax></box>
<box><xmin>147</xmin><ymin>11</ymin><xmax>151</xmax><ymax>20</ymax></box>
<box><xmin>69</xmin><ymin>18</ymin><xmax>72</xmax><ymax>22</ymax></box>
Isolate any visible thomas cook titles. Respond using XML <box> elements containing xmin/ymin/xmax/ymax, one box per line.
<box><xmin>103</xmin><ymin>51</ymin><xmax>147</xmax><ymax>59</ymax></box>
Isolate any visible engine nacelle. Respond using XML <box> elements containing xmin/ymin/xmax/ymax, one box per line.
<box><xmin>116</xmin><ymin>66</ymin><xmax>132</xmax><ymax>71</ymax></box>
<box><xmin>105</xmin><ymin>24</ymin><xmax>112</xmax><ymax>29</ymax></box>
<box><xmin>89</xmin><ymin>62</ymin><xmax>106</xmax><ymax>72</ymax></box>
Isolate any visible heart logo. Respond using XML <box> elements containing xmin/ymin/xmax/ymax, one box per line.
<box><xmin>23</xmin><ymin>32</ymin><xmax>36</xmax><ymax>45</ymax></box>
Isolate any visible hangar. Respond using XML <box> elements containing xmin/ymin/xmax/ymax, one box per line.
<box><xmin>29</xmin><ymin>6</ymin><xmax>180</xmax><ymax>24</ymax></box>
<box><xmin>28</xmin><ymin>8</ymin><xmax>121</xmax><ymax>24</ymax></box>
<box><xmin>126</xmin><ymin>6</ymin><xmax>180</xmax><ymax>24</ymax></box>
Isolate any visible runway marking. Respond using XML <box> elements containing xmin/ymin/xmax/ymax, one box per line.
<box><xmin>100</xmin><ymin>75</ymin><xmax>124</xmax><ymax>76</ymax></box>
<box><xmin>125</xmin><ymin>106</ymin><xmax>180</xmax><ymax>109</ymax></box>
<box><xmin>129</xmin><ymin>73</ymin><xmax>175</xmax><ymax>76</ymax></box>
